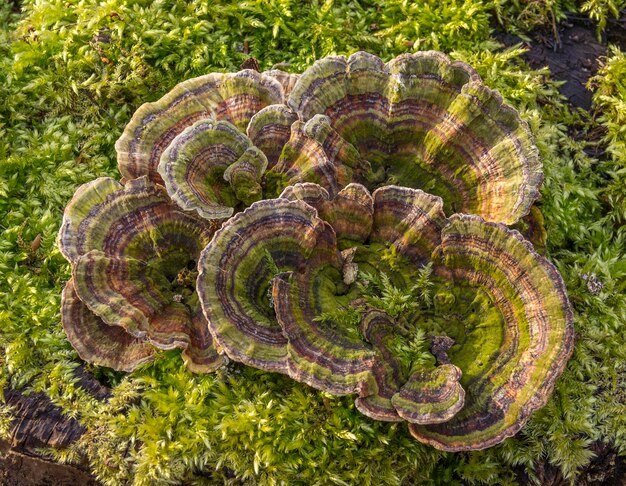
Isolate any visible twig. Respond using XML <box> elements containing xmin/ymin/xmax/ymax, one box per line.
<box><xmin>550</xmin><ymin>8</ymin><xmax>562</xmax><ymax>52</ymax></box>
<box><xmin>79</xmin><ymin>88</ymin><xmax>115</xmax><ymax>120</ymax></box>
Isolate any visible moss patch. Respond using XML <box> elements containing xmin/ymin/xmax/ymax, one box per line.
<box><xmin>1</xmin><ymin>0</ymin><xmax>626</xmax><ymax>484</ymax></box>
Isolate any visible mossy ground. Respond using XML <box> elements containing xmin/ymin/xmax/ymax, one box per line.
<box><xmin>331</xmin><ymin>251</ymin><xmax>507</xmax><ymax>387</ymax></box>
<box><xmin>1</xmin><ymin>1</ymin><xmax>626</xmax><ymax>484</ymax></box>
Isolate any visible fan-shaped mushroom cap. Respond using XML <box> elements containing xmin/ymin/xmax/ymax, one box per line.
<box><xmin>72</xmin><ymin>250</ymin><xmax>223</xmax><ymax>373</ymax></box>
<box><xmin>158</xmin><ymin>120</ymin><xmax>267</xmax><ymax>220</ymax></box>
<box><xmin>116</xmin><ymin>70</ymin><xmax>285</xmax><ymax>183</ymax></box>
<box><xmin>409</xmin><ymin>215</ymin><xmax>574</xmax><ymax>451</ymax></box>
<box><xmin>391</xmin><ymin>365</ymin><xmax>465</xmax><ymax>424</ymax></box>
<box><xmin>197</xmin><ymin>198</ymin><xmax>341</xmax><ymax>372</ymax></box>
<box><xmin>288</xmin><ymin>51</ymin><xmax>541</xmax><ymax>224</ymax></box>
<box><xmin>62</xmin><ymin>279</ymin><xmax>156</xmax><ymax>372</ymax></box>
<box><xmin>371</xmin><ymin>185</ymin><xmax>448</xmax><ymax>263</ymax></box>
<box><xmin>354</xmin><ymin>313</ymin><xmax>465</xmax><ymax>425</ymax></box>
<box><xmin>353</xmin><ymin>310</ymin><xmax>404</xmax><ymax>422</ymax></box>
<box><xmin>265</xmin><ymin>115</ymin><xmax>371</xmax><ymax>197</ymax></box>
<box><xmin>57</xmin><ymin>177</ymin><xmax>124</xmax><ymax>263</ymax></box>
<box><xmin>247</xmin><ymin>104</ymin><xmax>298</xmax><ymax>169</ymax></box>
<box><xmin>223</xmin><ymin>146</ymin><xmax>267</xmax><ymax>205</ymax></box>
<box><xmin>58</xmin><ymin>177</ymin><xmax>226</xmax><ymax>373</ymax></box>
<box><xmin>279</xmin><ymin>182</ymin><xmax>373</xmax><ymax>245</ymax></box>
<box><xmin>271</xmin><ymin>271</ymin><xmax>379</xmax><ymax>396</ymax></box>
<box><xmin>271</xmin><ymin>252</ymin><xmax>464</xmax><ymax>425</ymax></box>
<box><xmin>264</xmin><ymin>70</ymin><xmax>300</xmax><ymax>98</ymax></box>
<box><xmin>58</xmin><ymin>177</ymin><xmax>215</xmax><ymax>261</ymax></box>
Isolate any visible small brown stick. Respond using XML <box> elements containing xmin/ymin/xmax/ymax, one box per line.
<box><xmin>550</xmin><ymin>8</ymin><xmax>562</xmax><ymax>51</ymax></box>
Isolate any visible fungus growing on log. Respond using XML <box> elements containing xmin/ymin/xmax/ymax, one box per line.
<box><xmin>270</xmin><ymin>185</ymin><xmax>465</xmax><ymax>424</ymax></box>
<box><xmin>288</xmin><ymin>51</ymin><xmax>542</xmax><ymax>224</ymax></box>
<box><xmin>58</xmin><ymin>177</ymin><xmax>226</xmax><ymax>373</ymax></box>
<box><xmin>391</xmin><ymin>365</ymin><xmax>465</xmax><ymax>425</ymax></box>
<box><xmin>153</xmin><ymin>107</ymin><xmax>373</xmax><ymax>222</ymax></box>
<box><xmin>370</xmin><ymin>185</ymin><xmax>448</xmax><ymax>263</ymax></box>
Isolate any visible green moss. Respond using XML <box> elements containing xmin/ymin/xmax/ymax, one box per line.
<box><xmin>352</xmin><ymin>261</ymin><xmax>507</xmax><ymax>388</ymax></box>
<box><xmin>444</xmin><ymin>287</ymin><xmax>505</xmax><ymax>386</ymax></box>
<box><xmin>1</xmin><ymin>0</ymin><xmax>626</xmax><ymax>484</ymax></box>
<box><xmin>262</xmin><ymin>169</ymin><xmax>291</xmax><ymax>199</ymax></box>
<box><xmin>375</xmin><ymin>152</ymin><xmax>466</xmax><ymax>214</ymax></box>
<box><xmin>494</xmin><ymin>0</ymin><xmax>626</xmax><ymax>37</ymax></box>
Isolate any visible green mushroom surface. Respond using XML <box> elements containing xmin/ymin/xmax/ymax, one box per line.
<box><xmin>58</xmin><ymin>176</ymin><xmax>226</xmax><ymax>373</ymax></box>
<box><xmin>58</xmin><ymin>51</ymin><xmax>572</xmax><ymax>453</ymax></box>
<box><xmin>197</xmin><ymin>183</ymin><xmax>573</xmax><ymax>450</ymax></box>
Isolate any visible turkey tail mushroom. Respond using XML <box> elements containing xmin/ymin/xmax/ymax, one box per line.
<box><xmin>116</xmin><ymin>70</ymin><xmax>285</xmax><ymax>184</ymax></box>
<box><xmin>58</xmin><ymin>177</ymin><xmax>225</xmax><ymax>373</ymax></box>
<box><xmin>409</xmin><ymin>214</ymin><xmax>574</xmax><ymax>451</ymax></box>
<box><xmin>288</xmin><ymin>51</ymin><xmax>541</xmax><ymax>224</ymax></box>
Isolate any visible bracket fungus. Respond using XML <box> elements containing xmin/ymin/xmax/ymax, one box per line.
<box><xmin>58</xmin><ymin>177</ymin><xmax>226</xmax><ymax>373</ymax></box>
<box><xmin>247</xmin><ymin>104</ymin><xmax>299</xmax><ymax>169</ymax></box>
<box><xmin>408</xmin><ymin>215</ymin><xmax>574</xmax><ymax>450</ymax></box>
<box><xmin>158</xmin><ymin>119</ymin><xmax>268</xmax><ymax>220</ymax></box>
<box><xmin>198</xmin><ymin>184</ymin><xmax>573</xmax><ymax>450</ymax></box>
<box><xmin>197</xmin><ymin>183</ymin><xmax>573</xmax><ymax>450</ymax></box>
<box><xmin>59</xmin><ymin>51</ymin><xmax>573</xmax><ymax>452</ymax></box>
<box><xmin>61</xmin><ymin>279</ymin><xmax>156</xmax><ymax>372</ymax></box>
<box><xmin>115</xmin><ymin>69</ymin><xmax>287</xmax><ymax>184</ymax></box>
<box><xmin>288</xmin><ymin>51</ymin><xmax>542</xmax><ymax>224</ymax></box>
<box><xmin>196</xmin><ymin>197</ymin><xmax>341</xmax><ymax>372</ymax></box>
<box><xmin>116</xmin><ymin>51</ymin><xmax>540</xmax><ymax>226</ymax></box>
<box><xmin>264</xmin><ymin>114</ymin><xmax>372</xmax><ymax>197</ymax></box>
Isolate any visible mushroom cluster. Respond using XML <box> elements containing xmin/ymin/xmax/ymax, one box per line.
<box><xmin>58</xmin><ymin>51</ymin><xmax>574</xmax><ymax>451</ymax></box>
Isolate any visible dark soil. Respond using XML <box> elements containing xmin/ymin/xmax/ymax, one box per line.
<box><xmin>495</xmin><ymin>14</ymin><xmax>626</xmax><ymax>110</ymax></box>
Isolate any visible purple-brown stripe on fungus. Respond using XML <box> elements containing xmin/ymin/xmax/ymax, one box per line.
<box><xmin>58</xmin><ymin>176</ymin><xmax>226</xmax><ymax>373</ymax></box>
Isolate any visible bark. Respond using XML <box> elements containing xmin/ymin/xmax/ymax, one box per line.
<box><xmin>0</xmin><ymin>367</ymin><xmax>109</xmax><ymax>485</ymax></box>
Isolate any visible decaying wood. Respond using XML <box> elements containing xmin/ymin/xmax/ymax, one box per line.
<box><xmin>0</xmin><ymin>442</ymin><xmax>99</xmax><ymax>486</ymax></box>
<box><xmin>5</xmin><ymin>388</ymin><xmax>86</xmax><ymax>451</ymax></box>
<box><xmin>1</xmin><ymin>367</ymin><xmax>109</xmax><ymax>485</ymax></box>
